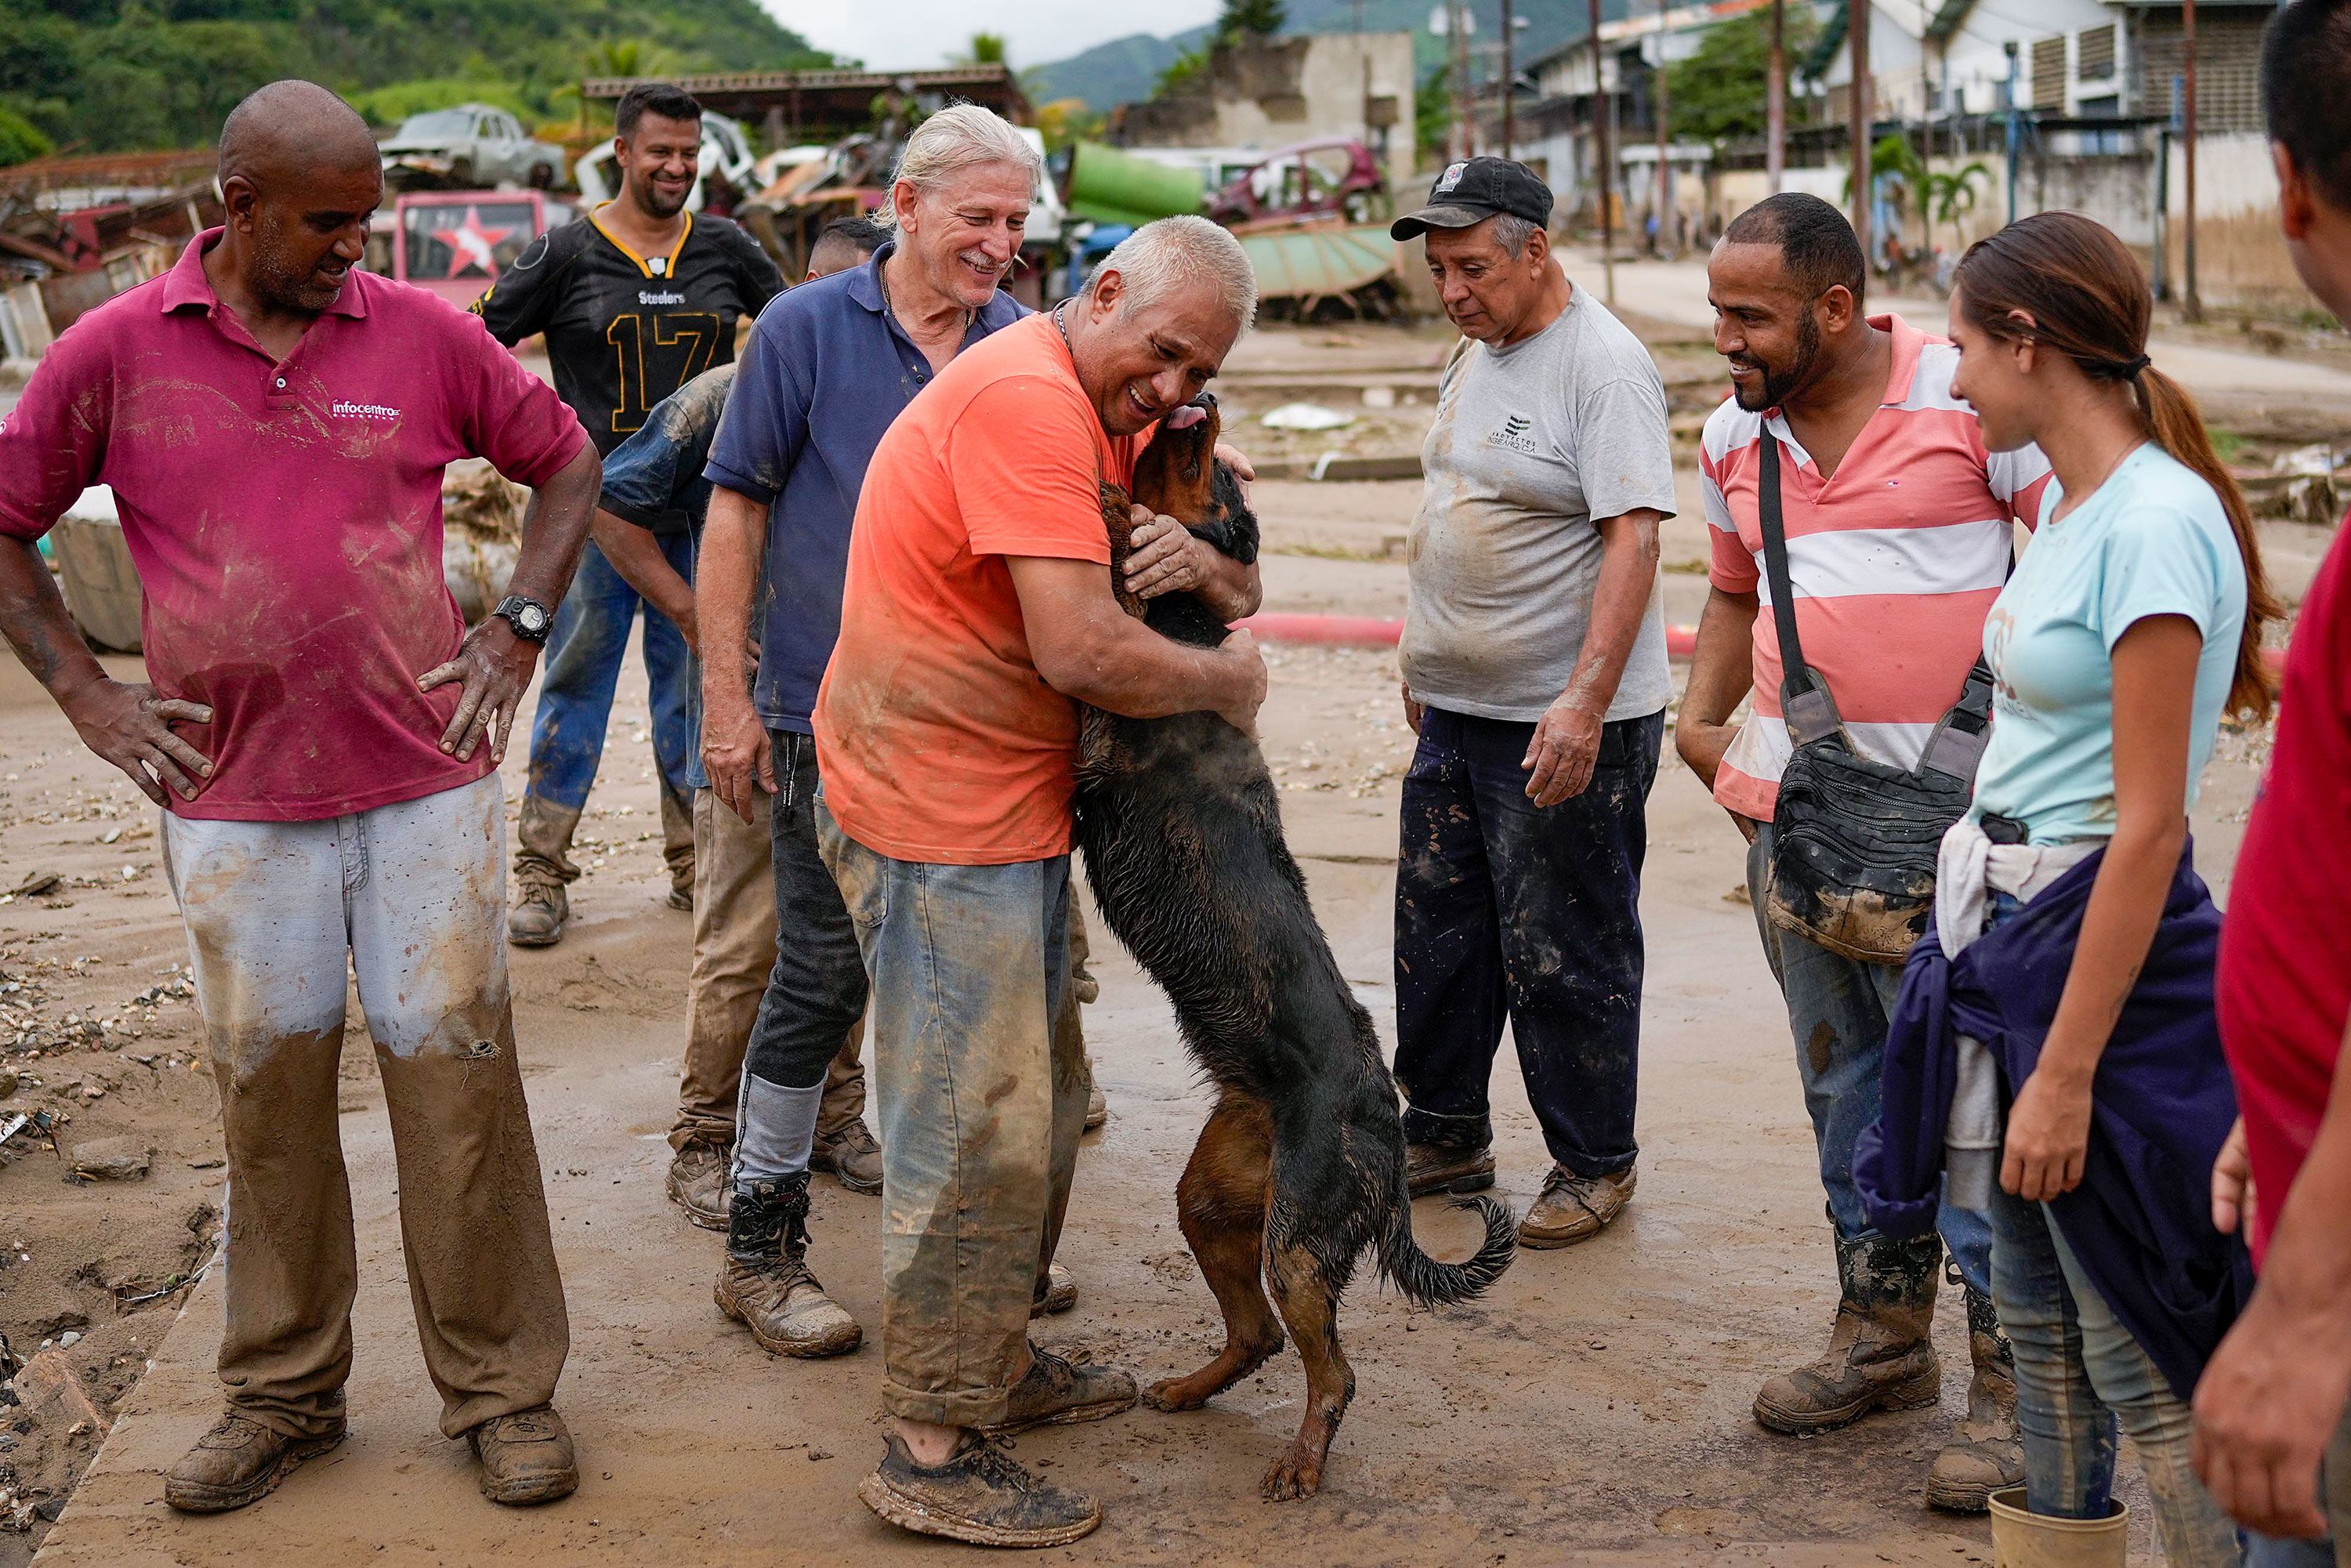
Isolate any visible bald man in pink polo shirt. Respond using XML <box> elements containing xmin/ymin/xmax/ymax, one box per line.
<box><xmin>0</xmin><ymin>81</ymin><xmax>600</xmax><ymax>1514</ymax></box>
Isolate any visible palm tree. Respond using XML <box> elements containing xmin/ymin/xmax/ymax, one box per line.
<box><xmin>1925</xmin><ymin>161</ymin><xmax>1991</xmax><ymax>257</ymax></box>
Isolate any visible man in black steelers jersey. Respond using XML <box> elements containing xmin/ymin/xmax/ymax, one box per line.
<box><xmin>476</xmin><ymin>81</ymin><xmax>784</xmax><ymax>947</ymax></box>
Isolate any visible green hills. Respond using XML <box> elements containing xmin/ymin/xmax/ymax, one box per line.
<box><xmin>0</xmin><ymin>0</ymin><xmax>835</xmax><ymax>160</ymax></box>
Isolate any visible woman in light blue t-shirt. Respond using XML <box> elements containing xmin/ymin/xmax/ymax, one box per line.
<box><xmin>1940</xmin><ymin>212</ymin><xmax>2281</xmax><ymax>1564</ymax></box>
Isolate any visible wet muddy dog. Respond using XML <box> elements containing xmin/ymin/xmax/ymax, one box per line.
<box><xmin>1076</xmin><ymin>397</ymin><xmax>1516</xmax><ymax>1500</ymax></box>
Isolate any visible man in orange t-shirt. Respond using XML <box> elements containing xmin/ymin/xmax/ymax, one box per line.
<box><xmin>812</xmin><ymin>216</ymin><xmax>1265</xmax><ymax>1548</ymax></box>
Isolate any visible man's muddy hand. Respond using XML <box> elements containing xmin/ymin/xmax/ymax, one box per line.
<box><xmin>61</xmin><ymin>679</ymin><xmax>212</xmax><ymax>806</ymax></box>
<box><xmin>416</xmin><ymin>617</ymin><xmax>534</xmax><ymax>764</ymax></box>
<box><xmin>1523</xmin><ymin>697</ymin><xmax>1603</xmax><ymax>807</ymax></box>
<box><xmin>1212</xmin><ymin>441</ymin><xmax>1255</xmax><ymax>497</ymax></box>
<box><xmin>1399</xmin><ymin>679</ymin><xmax>1423</xmax><ymax>736</ymax></box>
<box><xmin>1212</xmin><ymin>628</ymin><xmax>1268</xmax><ymax>738</ymax></box>
<box><xmin>1125</xmin><ymin>506</ymin><xmax>1221</xmax><ymax>599</ymax></box>
<box><xmin>701</xmin><ymin>693</ymin><xmax>774</xmax><ymax>823</ymax></box>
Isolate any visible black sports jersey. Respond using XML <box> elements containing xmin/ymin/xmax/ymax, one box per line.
<box><xmin>473</xmin><ymin>208</ymin><xmax>783</xmax><ymax>463</ymax></box>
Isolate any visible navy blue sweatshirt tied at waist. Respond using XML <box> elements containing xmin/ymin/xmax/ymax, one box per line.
<box><xmin>1853</xmin><ymin>841</ymin><xmax>2250</xmax><ymax>1403</ymax></box>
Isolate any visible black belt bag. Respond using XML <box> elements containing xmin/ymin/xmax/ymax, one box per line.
<box><xmin>1758</xmin><ymin>434</ymin><xmax>1995</xmax><ymax>965</ymax></box>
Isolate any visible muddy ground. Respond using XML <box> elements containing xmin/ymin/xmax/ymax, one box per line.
<box><xmin>2</xmin><ymin>274</ymin><xmax>2344</xmax><ymax>1565</ymax></box>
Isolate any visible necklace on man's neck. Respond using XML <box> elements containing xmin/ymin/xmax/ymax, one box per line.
<box><xmin>1051</xmin><ymin>299</ymin><xmax>1073</xmax><ymax>351</ymax></box>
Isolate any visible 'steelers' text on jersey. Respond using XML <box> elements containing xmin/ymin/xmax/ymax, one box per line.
<box><xmin>473</xmin><ymin>208</ymin><xmax>783</xmax><ymax>458</ymax></box>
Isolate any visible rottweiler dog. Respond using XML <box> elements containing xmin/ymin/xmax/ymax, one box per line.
<box><xmin>1076</xmin><ymin>395</ymin><xmax>1516</xmax><ymax>1501</ymax></box>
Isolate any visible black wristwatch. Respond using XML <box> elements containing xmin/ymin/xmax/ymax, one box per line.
<box><xmin>493</xmin><ymin>593</ymin><xmax>553</xmax><ymax>643</ymax></box>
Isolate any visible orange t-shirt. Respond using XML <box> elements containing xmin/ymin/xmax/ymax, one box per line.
<box><xmin>813</xmin><ymin>313</ymin><xmax>1142</xmax><ymax>865</ymax></box>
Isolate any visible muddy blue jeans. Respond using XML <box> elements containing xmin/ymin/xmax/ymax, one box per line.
<box><xmin>815</xmin><ymin>795</ymin><xmax>1070</xmax><ymax>1429</ymax></box>
<box><xmin>1747</xmin><ymin>823</ymin><xmax>1994</xmax><ymax>1297</ymax></box>
<box><xmin>523</xmin><ymin>537</ymin><xmax>695</xmax><ymax>810</ymax></box>
<box><xmin>1991</xmin><ymin>1184</ymin><xmax>2241</xmax><ymax>1563</ymax></box>
<box><xmin>1393</xmin><ymin>705</ymin><xmax>1662</xmax><ymax>1179</ymax></box>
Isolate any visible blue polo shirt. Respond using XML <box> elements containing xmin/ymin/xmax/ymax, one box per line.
<box><xmin>704</xmin><ymin>241</ymin><xmax>1028</xmax><ymax>734</ymax></box>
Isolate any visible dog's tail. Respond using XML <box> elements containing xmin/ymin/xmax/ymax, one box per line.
<box><xmin>1378</xmin><ymin>1190</ymin><xmax>1516</xmax><ymax>1309</ymax></box>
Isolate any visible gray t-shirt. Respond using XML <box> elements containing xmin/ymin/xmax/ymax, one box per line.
<box><xmin>1401</xmin><ymin>288</ymin><xmax>1679</xmax><ymax>723</ymax></box>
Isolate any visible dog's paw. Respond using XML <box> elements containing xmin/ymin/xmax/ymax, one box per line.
<box><xmin>1142</xmin><ymin>1377</ymin><xmax>1209</xmax><ymax>1413</ymax></box>
<box><xmin>1259</xmin><ymin>1447</ymin><xmax>1324</xmax><ymax>1501</ymax></box>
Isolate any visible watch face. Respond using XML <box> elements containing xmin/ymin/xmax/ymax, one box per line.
<box><xmin>519</xmin><ymin>604</ymin><xmax>549</xmax><ymax>634</ymax></box>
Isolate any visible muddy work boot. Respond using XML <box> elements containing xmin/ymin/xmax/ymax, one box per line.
<box><xmin>1755</xmin><ymin>1230</ymin><xmax>1944</xmax><ymax>1435</ymax></box>
<box><xmin>1404</xmin><ymin>1140</ymin><xmax>1497</xmax><ymax>1197</ymax></box>
<box><xmin>165</xmin><ymin>1410</ymin><xmax>346</xmax><ymax>1513</ymax></box>
<box><xmin>467</xmin><ymin>1404</ymin><xmax>578</xmax><ymax>1506</ymax></box>
<box><xmin>809</xmin><ymin>1117</ymin><xmax>882</xmax><ymax>1195</ymax></box>
<box><xmin>1084</xmin><ymin>1079</ymin><xmax>1107</xmax><ymax>1132</ymax></box>
<box><xmin>714</xmin><ymin>1173</ymin><xmax>861</xmax><ymax>1358</ymax></box>
<box><xmin>1517</xmin><ymin>1162</ymin><xmax>1638</xmax><ymax>1248</ymax></box>
<box><xmin>1031</xmin><ymin>1261</ymin><xmax>1078</xmax><ymax>1318</ymax></box>
<box><xmin>860</xmin><ymin>1430</ymin><xmax>1103</xmax><ymax>1548</ymax></box>
<box><xmin>659</xmin><ymin>777</ymin><xmax>695</xmax><ymax>911</ymax></box>
<box><xmin>665</xmin><ymin>1136</ymin><xmax>732</xmax><ymax>1230</ymax></box>
<box><xmin>508</xmin><ymin>795</ymin><xmax>581</xmax><ymax>947</ymax></box>
<box><xmin>1926</xmin><ymin>1284</ymin><xmax>2025</xmax><ymax>1512</ymax></box>
<box><xmin>989</xmin><ymin>1345</ymin><xmax>1137</xmax><ymax>1434</ymax></box>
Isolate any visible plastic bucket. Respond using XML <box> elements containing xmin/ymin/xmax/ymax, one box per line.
<box><xmin>49</xmin><ymin>491</ymin><xmax>143</xmax><ymax>654</ymax></box>
<box><xmin>1987</xmin><ymin>1485</ymin><xmax>2128</xmax><ymax>1567</ymax></box>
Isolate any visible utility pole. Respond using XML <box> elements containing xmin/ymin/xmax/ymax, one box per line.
<box><xmin>1849</xmin><ymin>0</ymin><xmax>1872</xmax><ymax>273</ymax></box>
<box><xmin>1655</xmin><ymin>0</ymin><xmax>1672</xmax><ymax>255</ymax></box>
<box><xmin>2183</xmin><ymin>0</ymin><xmax>2202</xmax><ymax>321</ymax></box>
<box><xmin>1502</xmin><ymin>0</ymin><xmax>1516</xmax><ymax>159</ymax></box>
<box><xmin>1589</xmin><ymin>0</ymin><xmax>1617</xmax><ymax>304</ymax></box>
<box><xmin>1766</xmin><ymin>0</ymin><xmax>1786</xmax><ymax>194</ymax></box>
<box><xmin>1452</xmin><ymin>2</ymin><xmax>1474</xmax><ymax>161</ymax></box>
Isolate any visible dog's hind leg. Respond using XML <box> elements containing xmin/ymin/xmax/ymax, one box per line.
<box><xmin>1260</xmin><ymin>1243</ymin><xmax>1356</xmax><ymax>1501</ymax></box>
<box><xmin>1142</xmin><ymin>1095</ymin><xmax>1286</xmax><ymax>1413</ymax></box>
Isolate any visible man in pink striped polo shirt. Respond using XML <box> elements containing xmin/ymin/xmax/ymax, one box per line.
<box><xmin>1678</xmin><ymin>194</ymin><xmax>2052</xmax><ymax>1513</ymax></box>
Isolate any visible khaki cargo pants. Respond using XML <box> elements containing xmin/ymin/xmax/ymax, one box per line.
<box><xmin>163</xmin><ymin>773</ymin><xmax>567</xmax><ymax>1440</ymax></box>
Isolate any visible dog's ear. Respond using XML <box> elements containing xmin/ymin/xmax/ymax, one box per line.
<box><xmin>1201</xmin><ymin>462</ymin><xmax>1260</xmax><ymax>567</ymax></box>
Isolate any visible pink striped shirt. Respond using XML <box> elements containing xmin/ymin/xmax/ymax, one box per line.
<box><xmin>1698</xmin><ymin>313</ymin><xmax>2055</xmax><ymax>820</ymax></box>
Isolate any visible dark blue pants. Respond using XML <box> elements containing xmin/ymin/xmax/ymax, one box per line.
<box><xmin>1392</xmin><ymin>705</ymin><xmax>1663</xmax><ymax>1178</ymax></box>
<box><xmin>523</xmin><ymin>537</ymin><xmax>695</xmax><ymax>810</ymax></box>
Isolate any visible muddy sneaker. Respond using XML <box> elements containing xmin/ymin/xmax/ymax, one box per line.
<box><xmin>1084</xmin><ymin>1081</ymin><xmax>1107</xmax><ymax>1132</ymax></box>
<box><xmin>467</xmin><ymin>1404</ymin><xmax>577</xmax><ymax>1506</ymax></box>
<box><xmin>1405</xmin><ymin>1141</ymin><xmax>1497</xmax><ymax>1197</ymax></box>
<box><xmin>1925</xmin><ymin>1284</ymin><xmax>2023</xmax><ymax>1512</ymax></box>
<box><xmin>1030</xmin><ymin>1262</ymin><xmax>1078</xmax><ymax>1318</ymax></box>
<box><xmin>810</xmin><ymin>1118</ymin><xmax>882</xmax><ymax>1195</ymax></box>
<box><xmin>860</xmin><ymin>1431</ymin><xmax>1101</xmax><ymax>1548</ymax></box>
<box><xmin>666</xmin><ymin>875</ymin><xmax>694</xmax><ymax>913</ymax></box>
<box><xmin>1755</xmin><ymin>1231</ymin><xmax>1943</xmax><ymax>1435</ymax></box>
<box><xmin>665</xmin><ymin>1138</ymin><xmax>732</xmax><ymax>1230</ymax></box>
<box><xmin>988</xmin><ymin>1345</ymin><xmax>1137</xmax><ymax>1434</ymax></box>
<box><xmin>506</xmin><ymin>879</ymin><xmax>567</xmax><ymax>948</ymax></box>
<box><xmin>715</xmin><ymin>1174</ymin><xmax>861</xmax><ymax>1358</ymax></box>
<box><xmin>1516</xmin><ymin>1162</ymin><xmax>1637</xmax><ymax>1248</ymax></box>
<box><xmin>165</xmin><ymin>1411</ymin><xmax>345</xmax><ymax>1513</ymax></box>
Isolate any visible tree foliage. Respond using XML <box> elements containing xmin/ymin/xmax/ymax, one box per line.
<box><xmin>1661</xmin><ymin>5</ymin><xmax>1816</xmax><ymax>143</ymax></box>
<box><xmin>0</xmin><ymin>0</ymin><xmax>835</xmax><ymax>153</ymax></box>
<box><xmin>1217</xmin><ymin>0</ymin><xmax>1287</xmax><ymax>42</ymax></box>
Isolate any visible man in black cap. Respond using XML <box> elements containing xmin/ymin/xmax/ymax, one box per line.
<box><xmin>1386</xmin><ymin>157</ymin><xmax>1678</xmax><ymax>1249</ymax></box>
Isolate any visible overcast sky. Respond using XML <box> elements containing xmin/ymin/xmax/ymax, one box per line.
<box><xmin>770</xmin><ymin>1</ymin><xmax>1225</xmax><ymax>74</ymax></box>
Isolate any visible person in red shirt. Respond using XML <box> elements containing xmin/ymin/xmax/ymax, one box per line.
<box><xmin>811</xmin><ymin>216</ymin><xmax>1266</xmax><ymax>1548</ymax></box>
<box><xmin>0</xmin><ymin>82</ymin><xmax>599</xmax><ymax>1514</ymax></box>
<box><xmin>2193</xmin><ymin>0</ymin><xmax>2351</xmax><ymax>1548</ymax></box>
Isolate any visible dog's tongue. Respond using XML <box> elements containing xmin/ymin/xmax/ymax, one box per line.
<box><xmin>1166</xmin><ymin>404</ymin><xmax>1208</xmax><ymax>431</ymax></box>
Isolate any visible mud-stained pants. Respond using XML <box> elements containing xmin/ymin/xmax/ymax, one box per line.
<box><xmin>816</xmin><ymin>796</ymin><xmax>1075</xmax><ymax>1429</ymax></box>
<box><xmin>671</xmin><ymin>782</ymin><xmax>864</xmax><ymax>1153</ymax></box>
<box><xmin>162</xmin><ymin>773</ymin><xmax>568</xmax><ymax>1441</ymax></box>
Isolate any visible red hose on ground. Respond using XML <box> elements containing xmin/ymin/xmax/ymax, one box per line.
<box><xmin>1237</xmin><ymin>614</ymin><xmax>1702</xmax><ymax>659</ymax></box>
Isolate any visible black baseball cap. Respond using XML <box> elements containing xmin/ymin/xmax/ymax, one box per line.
<box><xmin>1389</xmin><ymin>157</ymin><xmax>1554</xmax><ymax>241</ymax></box>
